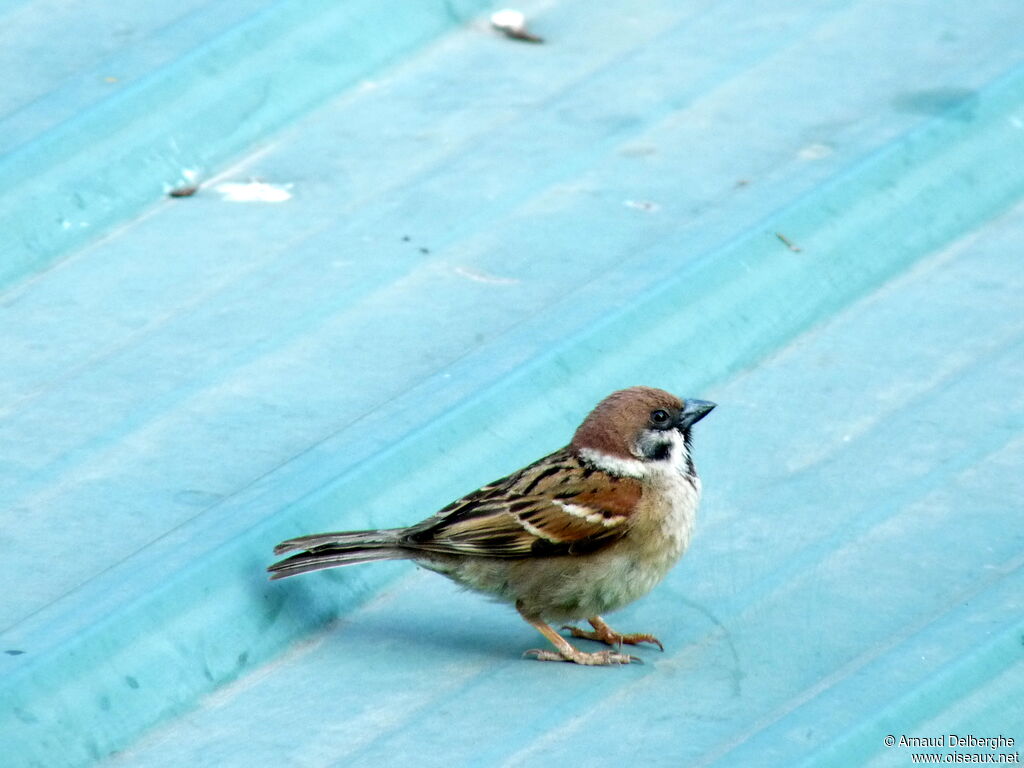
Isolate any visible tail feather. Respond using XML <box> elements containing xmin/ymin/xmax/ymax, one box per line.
<box><xmin>273</xmin><ymin>528</ymin><xmax>404</xmax><ymax>556</ymax></box>
<box><xmin>268</xmin><ymin>547</ymin><xmax>408</xmax><ymax>579</ymax></box>
<box><xmin>268</xmin><ymin>527</ymin><xmax>410</xmax><ymax>580</ymax></box>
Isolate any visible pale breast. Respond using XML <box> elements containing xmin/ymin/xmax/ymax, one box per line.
<box><xmin>629</xmin><ymin>467</ymin><xmax>701</xmax><ymax>576</ymax></box>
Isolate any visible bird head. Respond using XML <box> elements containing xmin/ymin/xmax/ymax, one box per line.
<box><xmin>571</xmin><ymin>387</ymin><xmax>715</xmax><ymax>477</ymax></box>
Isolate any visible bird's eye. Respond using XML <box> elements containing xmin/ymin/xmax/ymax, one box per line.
<box><xmin>650</xmin><ymin>409</ymin><xmax>672</xmax><ymax>428</ymax></box>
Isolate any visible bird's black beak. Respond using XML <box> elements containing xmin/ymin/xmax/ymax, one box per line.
<box><xmin>677</xmin><ymin>399</ymin><xmax>716</xmax><ymax>429</ymax></box>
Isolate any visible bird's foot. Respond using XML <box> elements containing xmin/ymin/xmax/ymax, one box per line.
<box><xmin>523</xmin><ymin>647</ymin><xmax>641</xmax><ymax>666</ymax></box>
<box><xmin>561</xmin><ymin>616</ymin><xmax>665</xmax><ymax>651</ymax></box>
<box><xmin>516</xmin><ymin>604</ymin><xmax>644</xmax><ymax>667</ymax></box>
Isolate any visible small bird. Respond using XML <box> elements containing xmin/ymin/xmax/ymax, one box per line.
<box><xmin>269</xmin><ymin>386</ymin><xmax>715</xmax><ymax>666</ymax></box>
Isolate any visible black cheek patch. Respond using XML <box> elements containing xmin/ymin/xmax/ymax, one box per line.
<box><xmin>644</xmin><ymin>441</ymin><xmax>672</xmax><ymax>461</ymax></box>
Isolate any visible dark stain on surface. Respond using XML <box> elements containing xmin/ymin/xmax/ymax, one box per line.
<box><xmin>892</xmin><ymin>87</ymin><xmax>978</xmax><ymax>122</ymax></box>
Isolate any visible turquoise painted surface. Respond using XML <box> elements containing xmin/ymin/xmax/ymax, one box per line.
<box><xmin>1</xmin><ymin>0</ymin><xmax>1022</xmax><ymax>765</ymax></box>
<box><xmin>0</xmin><ymin>0</ymin><xmax>492</xmax><ymax>290</ymax></box>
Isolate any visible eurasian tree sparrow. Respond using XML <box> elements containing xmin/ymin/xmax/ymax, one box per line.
<box><xmin>269</xmin><ymin>386</ymin><xmax>715</xmax><ymax>666</ymax></box>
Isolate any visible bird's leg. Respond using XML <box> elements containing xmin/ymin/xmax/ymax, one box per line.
<box><xmin>516</xmin><ymin>603</ymin><xmax>640</xmax><ymax>666</ymax></box>
<box><xmin>561</xmin><ymin>615</ymin><xmax>664</xmax><ymax>651</ymax></box>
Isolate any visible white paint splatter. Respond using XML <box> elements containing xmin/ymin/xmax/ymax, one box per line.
<box><xmin>490</xmin><ymin>9</ymin><xmax>526</xmax><ymax>32</ymax></box>
<box><xmin>489</xmin><ymin>8</ymin><xmax>542</xmax><ymax>41</ymax></box>
<box><xmin>215</xmin><ymin>181</ymin><xmax>293</xmax><ymax>203</ymax></box>
<box><xmin>453</xmin><ymin>266</ymin><xmax>520</xmax><ymax>285</ymax></box>
<box><xmin>624</xmin><ymin>199</ymin><xmax>660</xmax><ymax>212</ymax></box>
<box><xmin>798</xmin><ymin>143</ymin><xmax>833</xmax><ymax>160</ymax></box>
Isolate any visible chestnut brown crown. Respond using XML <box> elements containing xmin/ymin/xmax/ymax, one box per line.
<box><xmin>570</xmin><ymin>386</ymin><xmax>685</xmax><ymax>460</ymax></box>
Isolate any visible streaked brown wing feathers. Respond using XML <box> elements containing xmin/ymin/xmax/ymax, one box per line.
<box><xmin>402</xmin><ymin>448</ymin><xmax>642</xmax><ymax>558</ymax></box>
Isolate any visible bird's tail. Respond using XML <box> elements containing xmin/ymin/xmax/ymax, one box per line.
<box><xmin>267</xmin><ymin>528</ymin><xmax>409</xmax><ymax>580</ymax></box>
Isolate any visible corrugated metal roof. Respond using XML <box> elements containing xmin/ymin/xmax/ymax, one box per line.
<box><xmin>1</xmin><ymin>1</ymin><xmax>1022</xmax><ymax>766</ymax></box>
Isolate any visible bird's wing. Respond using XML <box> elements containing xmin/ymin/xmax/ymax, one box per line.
<box><xmin>402</xmin><ymin>449</ymin><xmax>643</xmax><ymax>557</ymax></box>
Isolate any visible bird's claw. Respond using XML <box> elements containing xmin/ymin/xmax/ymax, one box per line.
<box><xmin>560</xmin><ymin>624</ymin><xmax>664</xmax><ymax>651</ymax></box>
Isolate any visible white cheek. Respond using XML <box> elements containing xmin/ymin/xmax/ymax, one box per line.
<box><xmin>668</xmin><ymin>430</ymin><xmax>693</xmax><ymax>474</ymax></box>
<box><xmin>638</xmin><ymin>429</ymin><xmax>691</xmax><ymax>476</ymax></box>
<box><xmin>578</xmin><ymin>431</ymin><xmax>695</xmax><ymax>481</ymax></box>
<box><xmin>577</xmin><ymin>447</ymin><xmax>649</xmax><ymax>479</ymax></box>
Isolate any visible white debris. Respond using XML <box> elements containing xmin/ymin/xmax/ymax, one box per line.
<box><xmin>798</xmin><ymin>143</ymin><xmax>833</xmax><ymax>160</ymax></box>
<box><xmin>624</xmin><ymin>199</ymin><xmax>661</xmax><ymax>212</ymax></box>
<box><xmin>454</xmin><ymin>266</ymin><xmax>520</xmax><ymax>285</ymax></box>
<box><xmin>215</xmin><ymin>181</ymin><xmax>293</xmax><ymax>203</ymax></box>
<box><xmin>490</xmin><ymin>9</ymin><xmax>543</xmax><ymax>42</ymax></box>
<box><xmin>491</xmin><ymin>9</ymin><xmax>527</xmax><ymax>33</ymax></box>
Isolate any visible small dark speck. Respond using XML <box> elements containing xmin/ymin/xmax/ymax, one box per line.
<box><xmin>168</xmin><ymin>185</ymin><xmax>199</xmax><ymax>198</ymax></box>
<box><xmin>237</xmin><ymin>650</ymin><xmax>250</xmax><ymax>668</ymax></box>
<box><xmin>419</xmin><ymin>247</ymin><xmax>430</xmax><ymax>254</ymax></box>
<box><xmin>125</xmin><ymin>675</ymin><xmax>140</xmax><ymax>689</ymax></box>
<box><xmin>5</xmin><ymin>649</ymin><xmax>25</xmax><ymax>656</ymax></box>
<box><xmin>402</xmin><ymin>235</ymin><xmax>411</xmax><ymax>242</ymax></box>
<box><xmin>735</xmin><ymin>179</ymin><xmax>750</xmax><ymax>188</ymax></box>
